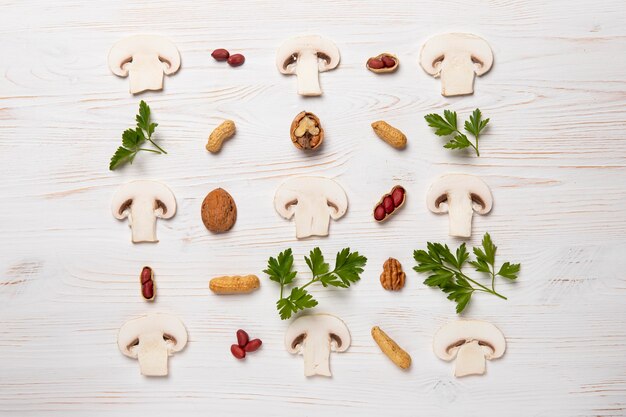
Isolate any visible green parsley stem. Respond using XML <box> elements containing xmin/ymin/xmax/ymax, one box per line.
<box><xmin>439</xmin><ymin>264</ymin><xmax>507</xmax><ymax>300</ymax></box>
<box><xmin>138</xmin><ymin>148</ymin><xmax>162</xmax><ymax>154</ymax></box>
<box><xmin>147</xmin><ymin>138</ymin><xmax>167</xmax><ymax>154</ymax></box>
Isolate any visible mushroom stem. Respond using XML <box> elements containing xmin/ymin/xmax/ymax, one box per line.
<box><xmin>130</xmin><ymin>202</ymin><xmax>158</xmax><ymax>243</ymax></box>
<box><xmin>137</xmin><ymin>333</ymin><xmax>169</xmax><ymax>376</ymax></box>
<box><xmin>128</xmin><ymin>52</ymin><xmax>165</xmax><ymax>94</ymax></box>
<box><xmin>295</xmin><ymin>52</ymin><xmax>322</xmax><ymax>96</ymax></box>
<box><xmin>303</xmin><ymin>336</ymin><xmax>331</xmax><ymax>377</ymax></box>
<box><xmin>447</xmin><ymin>191</ymin><xmax>474</xmax><ymax>238</ymax></box>
<box><xmin>454</xmin><ymin>340</ymin><xmax>486</xmax><ymax>377</ymax></box>
<box><xmin>440</xmin><ymin>56</ymin><xmax>476</xmax><ymax>97</ymax></box>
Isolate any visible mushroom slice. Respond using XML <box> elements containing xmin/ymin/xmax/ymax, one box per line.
<box><xmin>108</xmin><ymin>35</ymin><xmax>181</xmax><ymax>94</ymax></box>
<box><xmin>276</xmin><ymin>35</ymin><xmax>340</xmax><ymax>96</ymax></box>
<box><xmin>433</xmin><ymin>319</ymin><xmax>505</xmax><ymax>377</ymax></box>
<box><xmin>419</xmin><ymin>33</ymin><xmax>493</xmax><ymax>96</ymax></box>
<box><xmin>285</xmin><ymin>314</ymin><xmax>351</xmax><ymax>377</ymax></box>
<box><xmin>117</xmin><ymin>313</ymin><xmax>188</xmax><ymax>376</ymax></box>
<box><xmin>274</xmin><ymin>176</ymin><xmax>348</xmax><ymax>239</ymax></box>
<box><xmin>111</xmin><ymin>180</ymin><xmax>177</xmax><ymax>243</ymax></box>
<box><xmin>426</xmin><ymin>173</ymin><xmax>492</xmax><ymax>238</ymax></box>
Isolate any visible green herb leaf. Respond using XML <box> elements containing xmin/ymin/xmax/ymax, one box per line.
<box><xmin>109</xmin><ymin>101</ymin><xmax>165</xmax><ymax>171</ymax></box>
<box><xmin>413</xmin><ymin>233</ymin><xmax>519</xmax><ymax>313</ymax></box>
<box><xmin>444</xmin><ymin>134</ymin><xmax>472</xmax><ymax>150</ymax></box>
<box><xmin>497</xmin><ymin>262</ymin><xmax>520</xmax><ymax>280</ymax></box>
<box><xmin>263</xmin><ymin>248</ymin><xmax>297</xmax><ymax>286</ymax></box>
<box><xmin>277</xmin><ymin>287</ymin><xmax>318</xmax><ymax>320</ymax></box>
<box><xmin>425</xmin><ymin>108</ymin><xmax>489</xmax><ymax>156</ymax></box>
<box><xmin>109</xmin><ymin>147</ymin><xmax>133</xmax><ymax>170</ymax></box>
<box><xmin>266</xmin><ymin>247</ymin><xmax>367</xmax><ymax>320</ymax></box>
<box><xmin>305</xmin><ymin>247</ymin><xmax>329</xmax><ymax>278</ymax></box>
<box><xmin>424</xmin><ymin>113</ymin><xmax>457</xmax><ymax>136</ymax></box>
<box><xmin>122</xmin><ymin>129</ymin><xmax>141</xmax><ymax>149</ymax></box>
<box><xmin>136</xmin><ymin>100</ymin><xmax>150</xmax><ymax>131</ymax></box>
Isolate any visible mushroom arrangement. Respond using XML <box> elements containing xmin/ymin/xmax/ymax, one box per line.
<box><xmin>419</xmin><ymin>33</ymin><xmax>493</xmax><ymax>97</ymax></box>
<box><xmin>117</xmin><ymin>313</ymin><xmax>188</xmax><ymax>376</ymax></box>
<box><xmin>433</xmin><ymin>320</ymin><xmax>506</xmax><ymax>377</ymax></box>
<box><xmin>274</xmin><ymin>176</ymin><xmax>348</xmax><ymax>239</ymax></box>
<box><xmin>276</xmin><ymin>35</ymin><xmax>340</xmax><ymax>96</ymax></box>
<box><xmin>108</xmin><ymin>35</ymin><xmax>181</xmax><ymax>94</ymax></box>
<box><xmin>426</xmin><ymin>174</ymin><xmax>493</xmax><ymax>238</ymax></box>
<box><xmin>111</xmin><ymin>180</ymin><xmax>177</xmax><ymax>243</ymax></box>
<box><xmin>284</xmin><ymin>314</ymin><xmax>351</xmax><ymax>377</ymax></box>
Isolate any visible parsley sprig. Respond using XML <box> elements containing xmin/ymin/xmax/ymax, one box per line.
<box><xmin>264</xmin><ymin>248</ymin><xmax>367</xmax><ymax>320</ymax></box>
<box><xmin>413</xmin><ymin>233</ymin><xmax>520</xmax><ymax>313</ymax></box>
<box><xmin>424</xmin><ymin>108</ymin><xmax>489</xmax><ymax>156</ymax></box>
<box><xmin>109</xmin><ymin>101</ymin><xmax>166</xmax><ymax>170</ymax></box>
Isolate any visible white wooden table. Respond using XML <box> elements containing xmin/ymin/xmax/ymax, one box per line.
<box><xmin>1</xmin><ymin>1</ymin><xmax>625</xmax><ymax>415</ymax></box>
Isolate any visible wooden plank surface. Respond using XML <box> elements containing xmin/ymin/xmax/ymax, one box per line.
<box><xmin>1</xmin><ymin>0</ymin><xmax>625</xmax><ymax>415</ymax></box>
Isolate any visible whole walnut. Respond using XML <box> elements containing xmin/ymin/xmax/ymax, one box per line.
<box><xmin>201</xmin><ymin>188</ymin><xmax>237</xmax><ymax>233</ymax></box>
<box><xmin>380</xmin><ymin>258</ymin><xmax>405</xmax><ymax>291</ymax></box>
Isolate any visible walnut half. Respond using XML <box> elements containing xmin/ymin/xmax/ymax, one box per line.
<box><xmin>290</xmin><ymin>111</ymin><xmax>324</xmax><ymax>150</ymax></box>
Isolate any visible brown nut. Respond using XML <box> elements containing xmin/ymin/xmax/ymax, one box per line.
<box><xmin>140</xmin><ymin>266</ymin><xmax>155</xmax><ymax>301</ymax></box>
<box><xmin>206</xmin><ymin>120</ymin><xmax>236</xmax><ymax>153</ymax></box>
<box><xmin>371</xmin><ymin>120</ymin><xmax>406</xmax><ymax>149</ymax></box>
<box><xmin>366</xmin><ymin>53</ymin><xmax>399</xmax><ymax>73</ymax></box>
<box><xmin>227</xmin><ymin>54</ymin><xmax>245</xmax><ymax>67</ymax></box>
<box><xmin>290</xmin><ymin>111</ymin><xmax>324</xmax><ymax>150</ymax></box>
<box><xmin>201</xmin><ymin>188</ymin><xmax>237</xmax><ymax>233</ymax></box>
<box><xmin>374</xmin><ymin>186</ymin><xmax>406</xmax><ymax>222</ymax></box>
<box><xmin>209</xmin><ymin>275</ymin><xmax>260</xmax><ymax>294</ymax></box>
<box><xmin>380</xmin><ymin>257</ymin><xmax>406</xmax><ymax>291</ymax></box>
<box><xmin>371</xmin><ymin>326</ymin><xmax>411</xmax><ymax>369</ymax></box>
<box><xmin>211</xmin><ymin>48</ymin><xmax>230</xmax><ymax>61</ymax></box>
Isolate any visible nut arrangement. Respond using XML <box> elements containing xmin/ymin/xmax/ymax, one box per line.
<box><xmin>107</xmin><ymin>33</ymin><xmax>518</xmax><ymax>380</ymax></box>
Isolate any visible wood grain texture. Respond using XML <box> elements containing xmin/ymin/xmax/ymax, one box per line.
<box><xmin>1</xmin><ymin>0</ymin><xmax>625</xmax><ymax>415</ymax></box>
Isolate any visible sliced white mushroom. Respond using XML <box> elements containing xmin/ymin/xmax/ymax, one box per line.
<box><xmin>426</xmin><ymin>174</ymin><xmax>492</xmax><ymax>238</ymax></box>
<box><xmin>274</xmin><ymin>176</ymin><xmax>348</xmax><ymax>239</ymax></box>
<box><xmin>111</xmin><ymin>180</ymin><xmax>177</xmax><ymax>243</ymax></box>
<box><xmin>419</xmin><ymin>33</ymin><xmax>493</xmax><ymax>96</ymax></box>
<box><xmin>276</xmin><ymin>35</ymin><xmax>340</xmax><ymax>96</ymax></box>
<box><xmin>433</xmin><ymin>319</ymin><xmax>505</xmax><ymax>377</ymax></box>
<box><xmin>118</xmin><ymin>313</ymin><xmax>188</xmax><ymax>376</ymax></box>
<box><xmin>108</xmin><ymin>35</ymin><xmax>181</xmax><ymax>94</ymax></box>
<box><xmin>285</xmin><ymin>314</ymin><xmax>351</xmax><ymax>377</ymax></box>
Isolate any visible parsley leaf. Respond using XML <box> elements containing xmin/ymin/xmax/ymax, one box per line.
<box><xmin>109</xmin><ymin>101</ymin><xmax>166</xmax><ymax>170</ymax></box>
<box><xmin>263</xmin><ymin>248</ymin><xmax>297</xmax><ymax>287</ymax></box>
<box><xmin>413</xmin><ymin>233</ymin><xmax>520</xmax><ymax>313</ymax></box>
<box><xmin>277</xmin><ymin>287</ymin><xmax>318</xmax><ymax>320</ymax></box>
<box><xmin>425</xmin><ymin>108</ymin><xmax>489</xmax><ymax>156</ymax></box>
<box><xmin>266</xmin><ymin>247</ymin><xmax>367</xmax><ymax>320</ymax></box>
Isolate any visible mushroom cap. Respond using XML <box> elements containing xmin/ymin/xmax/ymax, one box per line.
<box><xmin>284</xmin><ymin>314</ymin><xmax>351</xmax><ymax>354</ymax></box>
<box><xmin>108</xmin><ymin>35</ymin><xmax>181</xmax><ymax>77</ymax></box>
<box><xmin>111</xmin><ymin>180</ymin><xmax>177</xmax><ymax>220</ymax></box>
<box><xmin>426</xmin><ymin>173</ymin><xmax>492</xmax><ymax>215</ymax></box>
<box><xmin>117</xmin><ymin>313</ymin><xmax>188</xmax><ymax>358</ymax></box>
<box><xmin>274</xmin><ymin>176</ymin><xmax>348</xmax><ymax>220</ymax></box>
<box><xmin>419</xmin><ymin>33</ymin><xmax>493</xmax><ymax>77</ymax></box>
<box><xmin>433</xmin><ymin>319</ymin><xmax>505</xmax><ymax>361</ymax></box>
<box><xmin>276</xmin><ymin>35</ymin><xmax>340</xmax><ymax>75</ymax></box>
